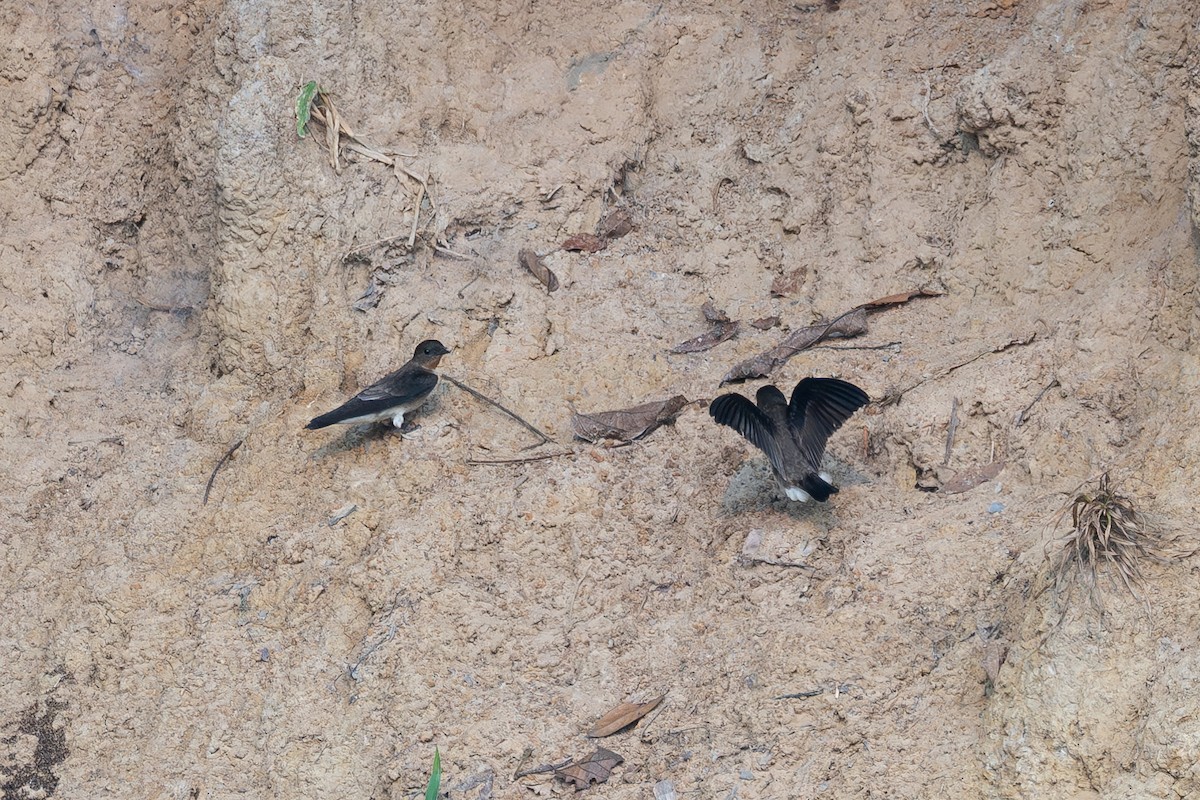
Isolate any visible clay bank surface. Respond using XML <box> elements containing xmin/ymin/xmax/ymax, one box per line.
<box><xmin>2</xmin><ymin>1</ymin><xmax>1199</xmax><ymax>798</ymax></box>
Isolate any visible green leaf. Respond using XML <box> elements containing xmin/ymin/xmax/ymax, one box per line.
<box><xmin>423</xmin><ymin>746</ymin><xmax>441</xmax><ymax>800</ymax></box>
<box><xmin>296</xmin><ymin>80</ymin><xmax>319</xmax><ymax>138</ymax></box>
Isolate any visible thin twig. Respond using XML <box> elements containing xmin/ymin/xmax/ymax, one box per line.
<box><xmin>443</xmin><ymin>375</ymin><xmax>554</xmax><ymax>445</ymax></box>
<box><xmin>456</xmin><ymin>276</ymin><xmax>480</xmax><ymax>298</ymax></box>
<box><xmin>434</xmin><ymin>239</ymin><xmax>471</xmax><ymax>259</ymax></box>
<box><xmin>348</xmin><ymin>620</ymin><xmax>398</xmax><ymax>681</ymax></box>
<box><xmin>565</xmin><ymin>563</ymin><xmax>592</xmax><ymax>627</ymax></box>
<box><xmin>467</xmin><ymin>450</ymin><xmax>573</xmax><ymax>466</ymax></box>
<box><xmin>514</xmin><ymin>757</ymin><xmax>573</xmax><ymax>780</ymax></box>
<box><xmin>943</xmin><ymin>333</ymin><xmax>1036</xmax><ymax>377</ymax></box>
<box><xmin>778</xmin><ymin>306</ymin><xmax>865</xmax><ymax>358</ymax></box>
<box><xmin>943</xmin><ymin>397</ymin><xmax>960</xmax><ymax>466</ymax></box>
<box><xmin>638</xmin><ymin>690</ymin><xmax>671</xmax><ymax>740</ymax></box>
<box><xmin>1015</xmin><ymin>377</ymin><xmax>1059</xmax><ymax>427</ymax></box>
<box><xmin>775</xmin><ymin>689</ymin><xmax>824</xmax><ymax>700</ymax></box>
<box><xmin>711</xmin><ymin>176</ymin><xmax>733</xmax><ymax>213</ymax></box>
<box><xmin>68</xmin><ymin>435</ymin><xmax>125</xmax><ymax>447</ymax></box>
<box><xmin>737</xmin><ymin>555</ymin><xmax>816</xmax><ymax>570</ymax></box>
<box><xmin>134</xmin><ymin>297</ymin><xmax>195</xmax><ymax>314</ymax></box>
<box><xmin>203</xmin><ymin>440</ymin><xmax>244</xmax><ymax>504</ymax></box>
<box><xmin>407</xmin><ymin>181</ymin><xmax>425</xmax><ymax>248</ymax></box>
<box><xmin>881</xmin><ymin>333</ymin><xmax>1036</xmax><ymax>406</ymax></box>
<box><xmin>922</xmin><ymin>73</ymin><xmax>941</xmax><ymax>136</ymax></box>
<box><xmin>813</xmin><ymin>341</ymin><xmax>902</xmax><ymax>351</ymax></box>
<box><xmin>344</xmin><ymin>233</ymin><xmax>411</xmax><ymax>259</ymax></box>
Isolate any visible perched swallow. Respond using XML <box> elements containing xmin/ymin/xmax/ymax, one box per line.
<box><xmin>710</xmin><ymin>377</ymin><xmax>869</xmax><ymax>502</ymax></box>
<box><xmin>305</xmin><ymin>340</ymin><xmax>451</xmax><ymax>431</ymax></box>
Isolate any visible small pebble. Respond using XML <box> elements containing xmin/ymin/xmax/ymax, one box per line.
<box><xmin>988</xmin><ymin>502</ymin><xmax>1004</xmax><ymax>514</ymax></box>
<box><xmin>739</xmin><ymin>769</ymin><xmax>754</xmax><ymax>780</ymax></box>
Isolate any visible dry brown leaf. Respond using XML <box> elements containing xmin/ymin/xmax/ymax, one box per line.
<box><xmin>701</xmin><ymin>300</ymin><xmax>730</xmax><ymax>323</ymax></box>
<box><xmin>571</xmin><ymin>396</ymin><xmax>689</xmax><ymax>443</ymax></box>
<box><xmin>563</xmin><ymin>233</ymin><xmax>607</xmax><ymax>253</ymax></box>
<box><xmin>941</xmin><ymin>461</ymin><xmax>1005</xmax><ymax>494</ymax></box>
<box><xmin>750</xmin><ymin>315</ymin><xmax>780</xmax><ymax>330</ymax></box>
<box><xmin>556</xmin><ymin>747</ymin><xmax>623</xmax><ymax>791</ymax></box>
<box><xmin>587</xmin><ymin>695</ymin><xmax>665</xmax><ymax>738</ymax></box>
<box><xmin>770</xmin><ymin>268</ymin><xmax>806</xmax><ymax>297</ymax></box>
<box><xmin>518</xmin><ymin>248</ymin><xmax>558</xmax><ymax>292</ymax></box>
<box><xmin>670</xmin><ymin>320</ymin><xmax>739</xmax><ymax>354</ymax></box>
<box><xmin>860</xmin><ymin>286</ymin><xmax>943</xmax><ymax>309</ymax></box>
<box><xmin>597</xmin><ymin>209</ymin><xmax>634</xmax><ymax>240</ymax></box>
<box><xmin>721</xmin><ymin>307</ymin><xmax>869</xmax><ymax>384</ymax></box>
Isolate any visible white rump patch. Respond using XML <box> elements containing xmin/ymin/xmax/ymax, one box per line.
<box><xmin>785</xmin><ymin>486</ymin><xmax>813</xmax><ymax>502</ymax></box>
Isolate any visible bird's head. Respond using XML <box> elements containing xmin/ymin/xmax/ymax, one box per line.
<box><xmin>755</xmin><ymin>384</ymin><xmax>788</xmax><ymax>411</ymax></box>
<box><xmin>412</xmin><ymin>339</ymin><xmax>451</xmax><ymax>368</ymax></box>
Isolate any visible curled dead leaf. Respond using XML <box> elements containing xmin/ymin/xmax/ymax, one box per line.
<box><xmin>572</xmin><ymin>396</ymin><xmax>689</xmax><ymax>443</ymax></box>
<box><xmin>596</xmin><ymin>209</ymin><xmax>634</xmax><ymax>240</ymax></box>
<box><xmin>670</xmin><ymin>320</ymin><xmax>739</xmax><ymax>354</ymax></box>
<box><xmin>562</xmin><ymin>233</ymin><xmax>607</xmax><ymax>253</ymax></box>
<box><xmin>556</xmin><ymin>747</ymin><xmax>623</xmax><ymax>791</ymax></box>
<box><xmin>861</xmin><ymin>286</ymin><xmax>943</xmax><ymax>309</ymax></box>
<box><xmin>941</xmin><ymin>461</ymin><xmax>1005</xmax><ymax>494</ymax></box>
<box><xmin>721</xmin><ymin>307</ymin><xmax>869</xmax><ymax>384</ymax></box>
<box><xmin>701</xmin><ymin>300</ymin><xmax>730</xmax><ymax>323</ymax></box>
<box><xmin>587</xmin><ymin>695</ymin><xmax>665</xmax><ymax>738</ymax></box>
<box><xmin>671</xmin><ymin>301</ymin><xmax>739</xmax><ymax>353</ymax></box>
<box><xmin>770</xmin><ymin>268</ymin><xmax>806</xmax><ymax>297</ymax></box>
<box><xmin>519</xmin><ymin>248</ymin><xmax>559</xmax><ymax>292</ymax></box>
<box><xmin>750</xmin><ymin>315</ymin><xmax>780</xmax><ymax>330</ymax></box>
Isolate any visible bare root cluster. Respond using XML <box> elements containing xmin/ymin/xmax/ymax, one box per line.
<box><xmin>1051</xmin><ymin>473</ymin><xmax>1188</xmax><ymax>606</ymax></box>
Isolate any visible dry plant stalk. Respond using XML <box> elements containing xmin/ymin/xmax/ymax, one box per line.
<box><xmin>307</xmin><ymin>91</ymin><xmax>430</xmax><ymax>247</ymax></box>
<box><xmin>1051</xmin><ymin>473</ymin><xmax>1186</xmax><ymax>605</ymax></box>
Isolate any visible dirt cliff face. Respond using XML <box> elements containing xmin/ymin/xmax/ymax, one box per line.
<box><xmin>3</xmin><ymin>1</ymin><xmax>1198</xmax><ymax>797</ymax></box>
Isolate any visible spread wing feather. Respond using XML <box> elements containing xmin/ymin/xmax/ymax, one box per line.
<box><xmin>710</xmin><ymin>393</ymin><xmax>783</xmax><ymax>469</ymax></box>
<box><xmin>788</xmin><ymin>378</ymin><xmax>869</xmax><ymax>464</ymax></box>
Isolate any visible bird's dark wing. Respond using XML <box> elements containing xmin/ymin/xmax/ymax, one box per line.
<box><xmin>355</xmin><ymin>366</ymin><xmax>438</xmax><ymax>406</ymax></box>
<box><xmin>710</xmin><ymin>393</ymin><xmax>783</xmax><ymax>467</ymax></box>
<box><xmin>305</xmin><ymin>367</ymin><xmax>438</xmax><ymax>429</ymax></box>
<box><xmin>788</xmin><ymin>378</ymin><xmax>869</xmax><ymax>463</ymax></box>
